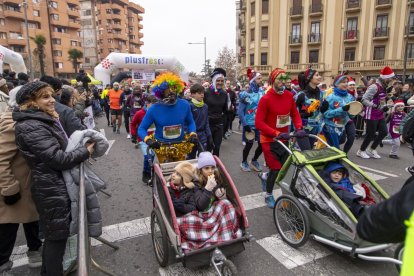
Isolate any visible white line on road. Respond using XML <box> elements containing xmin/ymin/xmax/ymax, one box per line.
<box><xmin>357</xmin><ymin>165</ymin><xmax>399</xmax><ymax>178</ymax></box>
<box><xmin>105</xmin><ymin>140</ymin><xmax>115</xmax><ymax>155</ymax></box>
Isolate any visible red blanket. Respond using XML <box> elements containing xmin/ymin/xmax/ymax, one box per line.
<box><xmin>177</xmin><ymin>199</ymin><xmax>242</xmax><ymax>252</ymax></box>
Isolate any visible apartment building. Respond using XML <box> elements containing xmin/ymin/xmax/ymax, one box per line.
<box><xmin>0</xmin><ymin>0</ymin><xmax>144</xmax><ymax>79</ymax></box>
<box><xmin>237</xmin><ymin>0</ymin><xmax>414</xmax><ymax>84</ymax></box>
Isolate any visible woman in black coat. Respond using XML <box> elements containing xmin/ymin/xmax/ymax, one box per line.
<box><xmin>13</xmin><ymin>81</ymin><xmax>95</xmax><ymax>276</ymax></box>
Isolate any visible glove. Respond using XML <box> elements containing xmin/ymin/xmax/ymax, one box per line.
<box><xmin>215</xmin><ymin>187</ymin><xmax>226</xmax><ymax>199</ymax></box>
<box><xmin>146</xmin><ymin>139</ymin><xmax>160</xmax><ymax>149</ymax></box>
<box><xmin>381</xmin><ymin>106</ymin><xmax>389</xmax><ymax>113</ymax></box>
<box><xmin>342</xmin><ymin>105</ymin><xmax>350</xmax><ymax>111</ymax></box>
<box><xmin>372</xmin><ymin>104</ymin><xmax>379</xmax><ymax>109</ymax></box>
<box><xmin>188</xmin><ymin>134</ymin><xmax>198</xmax><ymax>144</ymax></box>
<box><xmin>131</xmin><ymin>135</ymin><xmax>137</xmax><ymax>144</ymax></box>
<box><xmin>244</xmin><ymin>125</ymin><xmax>252</xmax><ymax>132</ymax></box>
<box><xmin>277</xmin><ymin>132</ymin><xmax>291</xmax><ymax>140</ymax></box>
<box><xmin>320</xmin><ymin>100</ymin><xmax>329</xmax><ymax>113</ymax></box>
<box><xmin>294</xmin><ymin>129</ymin><xmax>307</xmax><ymax>138</ymax></box>
<box><xmin>4</xmin><ymin>192</ymin><xmax>21</xmax><ymax>205</ymax></box>
<box><xmin>205</xmin><ymin>175</ymin><xmax>217</xmax><ymax>191</ymax></box>
<box><xmin>207</xmin><ymin>136</ymin><xmax>214</xmax><ymax>149</ymax></box>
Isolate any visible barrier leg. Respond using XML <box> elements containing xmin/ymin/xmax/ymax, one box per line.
<box><xmin>91</xmin><ymin>258</ymin><xmax>116</xmax><ymax>276</ymax></box>
<box><xmin>93</xmin><ymin>237</ymin><xmax>119</xmax><ymax>250</ymax></box>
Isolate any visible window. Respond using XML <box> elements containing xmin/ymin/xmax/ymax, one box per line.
<box><xmin>85</xmin><ymin>57</ymin><xmax>90</xmax><ymax>63</ymax></box>
<box><xmin>82</xmin><ymin>9</ymin><xmax>91</xmax><ymax>16</ymax></box>
<box><xmin>261</xmin><ymin>53</ymin><xmax>268</xmax><ymax>65</ymax></box>
<box><xmin>5</xmin><ymin>5</ymin><xmax>20</xmax><ymax>12</ymax></box>
<box><xmin>290</xmin><ymin>51</ymin><xmax>300</xmax><ymax>64</ymax></box>
<box><xmin>50</xmin><ymin>14</ymin><xmax>59</xmax><ymax>20</ymax></box>
<box><xmin>129</xmin><ymin>17</ymin><xmax>134</xmax><ymax>22</ymax></box>
<box><xmin>33</xmin><ymin>10</ymin><xmax>40</xmax><ymax>16</ymax></box>
<box><xmin>53</xmin><ymin>50</ymin><xmax>62</xmax><ymax>57</ymax></box>
<box><xmin>310</xmin><ymin>21</ymin><xmax>320</xmax><ymax>42</ymax></box>
<box><xmin>28</xmin><ymin>22</ymin><xmax>39</xmax><ymax>29</ymax></box>
<box><xmin>408</xmin><ymin>43</ymin><xmax>414</xmax><ymax>59</ymax></box>
<box><xmin>250</xmin><ymin>28</ymin><xmax>255</xmax><ymax>42</ymax></box>
<box><xmin>262</xmin><ymin>0</ymin><xmax>269</xmax><ymax>14</ymax></box>
<box><xmin>291</xmin><ymin>23</ymin><xmax>301</xmax><ymax>42</ymax></box>
<box><xmin>346</xmin><ymin>18</ymin><xmax>358</xmax><ymax>39</ymax></box>
<box><xmin>32</xmin><ymin>0</ymin><xmax>40</xmax><ymax>3</ymax></box>
<box><xmin>251</xmin><ymin>2</ymin><xmax>255</xmax><ymax>17</ymax></box>
<box><xmin>0</xmin><ymin>19</ymin><xmax>5</xmax><ymax>26</ymax></box>
<box><xmin>48</xmin><ymin>1</ymin><xmax>58</xmax><ymax>8</ymax></box>
<box><xmin>10</xmin><ymin>46</ymin><xmax>24</xmax><ymax>53</ymax></box>
<box><xmin>309</xmin><ymin>50</ymin><xmax>319</xmax><ymax>63</ymax></box>
<box><xmin>409</xmin><ymin>12</ymin><xmax>414</xmax><ymax>34</ymax></box>
<box><xmin>347</xmin><ymin>0</ymin><xmax>360</xmax><ymax>9</ymax></box>
<box><xmin>261</xmin><ymin>26</ymin><xmax>268</xmax><ymax>41</ymax></box>
<box><xmin>0</xmin><ymin>4</ymin><xmax>3</xmax><ymax>11</ymax></box>
<box><xmin>373</xmin><ymin>46</ymin><xmax>385</xmax><ymax>60</ymax></box>
<box><xmin>9</xmin><ymin>32</ymin><xmax>23</xmax><ymax>39</ymax></box>
<box><xmin>55</xmin><ymin>62</ymin><xmax>63</xmax><ymax>69</ymax></box>
<box><xmin>71</xmin><ymin>40</ymin><xmax>78</xmax><ymax>46</ymax></box>
<box><xmin>52</xmin><ymin>38</ymin><xmax>61</xmax><ymax>45</ymax></box>
<box><xmin>250</xmin><ymin>53</ymin><xmax>254</xmax><ymax>66</ymax></box>
<box><xmin>0</xmin><ymin>32</ymin><xmax>6</xmax><ymax>39</ymax></box>
<box><xmin>106</xmin><ymin>9</ymin><xmax>112</xmax><ymax>14</ymax></box>
<box><xmin>375</xmin><ymin>14</ymin><xmax>388</xmax><ymax>36</ymax></box>
<box><xmin>344</xmin><ymin>48</ymin><xmax>356</xmax><ymax>61</ymax></box>
<box><xmin>108</xmin><ymin>38</ymin><xmax>113</xmax><ymax>43</ymax></box>
<box><xmin>53</xmin><ymin>26</ymin><xmax>66</xmax><ymax>33</ymax></box>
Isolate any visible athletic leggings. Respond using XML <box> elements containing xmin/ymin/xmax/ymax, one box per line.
<box><xmin>242</xmin><ymin>141</ymin><xmax>262</xmax><ymax>163</ymax></box>
<box><xmin>123</xmin><ymin>110</ymin><xmax>130</xmax><ymax>133</ymax></box>
<box><xmin>360</xmin><ymin>119</ymin><xmax>388</xmax><ymax>151</ymax></box>
<box><xmin>208</xmin><ymin>123</ymin><xmax>223</xmax><ymax>156</ymax></box>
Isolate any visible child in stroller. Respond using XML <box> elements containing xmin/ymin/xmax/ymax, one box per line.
<box><xmin>322</xmin><ymin>162</ymin><xmax>372</xmax><ymax>217</ymax></box>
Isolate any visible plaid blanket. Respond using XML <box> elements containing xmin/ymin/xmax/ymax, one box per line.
<box><xmin>177</xmin><ymin>199</ymin><xmax>242</xmax><ymax>252</ymax></box>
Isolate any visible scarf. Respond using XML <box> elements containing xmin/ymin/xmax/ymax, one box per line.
<box><xmin>191</xmin><ymin>98</ymin><xmax>204</xmax><ymax>107</ymax></box>
<box><xmin>334</xmin><ymin>87</ymin><xmax>348</xmax><ymax>97</ymax></box>
<box><xmin>305</xmin><ymin>85</ymin><xmax>320</xmax><ymax>100</ymax></box>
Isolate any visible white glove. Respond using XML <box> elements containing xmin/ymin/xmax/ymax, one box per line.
<box><xmin>353</xmin><ymin>184</ymin><xmax>366</xmax><ymax>199</ymax></box>
<box><xmin>205</xmin><ymin>175</ymin><xmax>217</xmax><ymax>191</ymax></box>
<box><xmin>215</xmin><ymin>187</ymin><xmax>226</xmax><ymax>199</ymax></box>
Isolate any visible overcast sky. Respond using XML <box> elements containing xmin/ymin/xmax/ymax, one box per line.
<box><xmin>133</xmin><ymin>0</ymin><xmax>237</xmax><ymax>74</ymax></box>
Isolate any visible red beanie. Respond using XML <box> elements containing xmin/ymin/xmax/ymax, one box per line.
<box><xmin>268</xmin><ymin>68</ymin><xmax>286</xmax><ymax>85</ymax></box>
<box><xmin>380</xmin><ymin>66</ymin><xmax>395</xmax><ymax>79</ymax></box>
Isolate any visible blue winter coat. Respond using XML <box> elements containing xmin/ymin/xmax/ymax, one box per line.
<box><xmin>238</xmin><ymin>83</ymin><xmax>264</xmax><ymax>126</ymax></box>
<box><xmin>323</xmin><ymin>88</ymin><xmax>355</xmax><ymax>129</ymax></box>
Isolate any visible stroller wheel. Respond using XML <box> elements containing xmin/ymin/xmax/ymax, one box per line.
<box><xmin>394</xmin><ymin>243</ymin><xmax>404</xmax><ymax>272</ymax></box>
<box><xmin>151</xmin><ymin>209</ymin><xmax>171</xmax><ymax>267</ymax></box>
<box><xmin>273</xmin><ymin>195</ymin><xmax>310</xmax><ymax>248</ymax></box>
<box><xmin>220</xmin><ymin>259</ymin><xmax>238</xmax><ymax>276</ymax></box>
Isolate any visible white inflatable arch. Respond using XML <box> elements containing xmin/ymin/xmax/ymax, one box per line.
<box><xmin>0</xmin><ymin>45</ymin><xmax>27</xmax><ymax>75</ymax></box>
<box><xmin>94</xmin><ymin>53</ymin><xmax>189</xmax><ymax>85</ymax></box>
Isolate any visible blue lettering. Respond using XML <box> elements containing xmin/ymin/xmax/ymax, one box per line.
<box><xmin>133</xmin><ymin>57</ymin><xmax>138</xmax><ymax>63</ymax></box>
<box><xmin>125</xmin><ymin>57</ymin><xmax>130</xmax><ymax>64</ymax></box>
<box><xmin>145</xmin><ymin>58</ymin><xmax>149</xmax><ymax>64</ymax></box>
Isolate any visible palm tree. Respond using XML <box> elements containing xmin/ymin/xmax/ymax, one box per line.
<box><xmin>68</xmin><ymin>48</ymin><xmax>83</xmax><ymax>74</ymax></box>
<box><xmin>31</xmin><ymin>34</ymin><xmax>46</xmax><ymax>77</ymax></box>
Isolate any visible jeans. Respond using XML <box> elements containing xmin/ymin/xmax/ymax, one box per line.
<box><xmin>138</xmin><ymin>142</ymin><xmax>154</xmax><ymax>173</ymax></box>
<box><xmin>390</xmin><ymin>137</ymin><xmax>401</xmax><ymax>155</ymax></box>
<box><xmin>360</xmin><ymin>119</ymin><xmax>388</xmax><ymax>151</ymax></box>
<box><xmin>323</xmin><ymin>125</ymin><xmax>343</xmax><ymax>149</ymax></box>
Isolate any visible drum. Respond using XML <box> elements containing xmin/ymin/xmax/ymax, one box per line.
<box><xmin>347</xmin><ymin>101</ymin><xmax>363</xmax><ymax>115</ymax></box>
<box><xmin>245</xmin><ymin>130</ymin><xmax>256</xmax><ymax>141</ymax></box>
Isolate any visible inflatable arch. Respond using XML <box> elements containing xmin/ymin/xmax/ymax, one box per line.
<box><xmin>94</xmin><ymin>53</ymin><xmax>189</xmax><ymax>86</ymax></box>
<box><xmin>0</xmin><ymin>45</ymin><xmax>27</xmax><ymax>75</ymax></box>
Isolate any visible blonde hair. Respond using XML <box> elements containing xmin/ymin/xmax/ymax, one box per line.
<box><xmin>19</xmin><ymin>86</ymin><xmax>58</xmax><ymax>118</ymax></box>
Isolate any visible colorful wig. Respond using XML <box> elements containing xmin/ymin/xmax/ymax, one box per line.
<box><xmin>151</xmin><ymin>72</ymin><xmax>184</xmax><ymax>99</ymax></box>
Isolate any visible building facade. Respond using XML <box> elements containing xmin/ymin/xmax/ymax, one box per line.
<box><xmin>237</xmin><ymin>0</ymin><xmax>414</xmax><ymax>84</ymax></box>
<box><xmin>0</xmin><ymin>0</ymin><xmax>144</xmax><ymax>79</ymax></box>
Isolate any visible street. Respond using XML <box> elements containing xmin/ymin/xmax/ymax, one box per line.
<box><xmin>10</xmin><ymin>115</ymin><xmax>411</xmax><ymax>276</ymax></box>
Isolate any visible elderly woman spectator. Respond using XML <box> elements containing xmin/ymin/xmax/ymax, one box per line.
<box><xmin>0</xmin><ymin>86</ymin><xmax>42</xmax><ymax>275</ymax></box>
<box><xmin>13</xmin><ymin>81</ymin><xmax>95</xmax><ymax>275</ymax></box>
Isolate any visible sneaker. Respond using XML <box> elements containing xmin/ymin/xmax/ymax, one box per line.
<box><xmin>240</xmin><ymin>162</ymin><xmax>251</xmax><ymax>172</ymax></box>
<box><xmin>112</xmin><ymin>125</ymin><xmax>116</xmax><ymax>133</ymax></box>
<box><xmin>258</xmin><ymin>172</ymin><xmax>268</xmax><ymax>192</ymax></box>
<box><xmin>242</xmin><ymin>141</ymin><xmax>246</xmax><ymax>146</ymax></box>
<box><xmin>389</xmin><ymin>154</ymin><xmax>399</xmax><ymax>159</ymax></box>
<box><xmin>250</xmin><ymin>160</ymin><xmax>262</xmax><ymax>172</ymax></box>
<box><xmin>225</xmin><ymin>131</ymin><xmax>231</xmax><ymax>138</ymax></box>
<box><xmin>27</xmin><ymin>247</ymin><xmax>42</xmax><ymax>268</ymax></box>
<box><xmin>127</xmin><ymin>134</ymin><xmax>131</xmax><ymax>139</ymax></box>
<box><xmin>228</xmin><ymin>129</ymin><xmax>233</xmax><ymax>134</ymax></box>
<box><xmin>142</xmin><ymin>171</ymin><xmax>150</xmax><ymax>184</ymax></box>
<box><xmin>367</xmin><ymin>148</ymin><xmax>381</xmax><ymax>159</ymax></box>
<box><xmin>356</xmin><ymin>150</ymin><xmax>370</xmax><ymax>159</ymax></box>
<box><xmin>265</xmin><ymin>195</ymin><xmax>276</xmax><ymax>208</ymax></box>
<box><xmin>406</xmin><ymin>166</ymin><xmax>414</xmax><ymax>176</ymax></box>
<box><xmin>116</xmin><ymin>128</ymin><xmax>120</xmax><ymax>134</ymax></box>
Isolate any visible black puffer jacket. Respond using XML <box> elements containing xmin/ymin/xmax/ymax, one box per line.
<box><xmin>13</xmin><ymin>109</ymin><xmax>90</xmax><ymax>240</ymax></box>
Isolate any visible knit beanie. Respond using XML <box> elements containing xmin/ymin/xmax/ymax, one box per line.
<box><xmin>174</xmin><ymin>161</ymin><xmax>195</xmax><ymax>189</ymax></box>
<box><xmin>40</xmin><ymin>75</ymin><xmax>62</xmax><ymax>91</ymax></box>
<box><xmin>17</xmin><ymin>72</ymin><xmax>29</xmax><ymax>81</ymax></box>
<box><xmin>197</xmin><ymin>152</ymin><xmax>216</xmax><ymax>169</ymax></box>
<box><xmin>333</xmin><ymin>75</ymin><xmax>349</xmax><ymax>87</ymax></box>
<box><xmin>15</xmin><ymin>81</ymin><xmax>49</xmax><ymax>105</ymax></box>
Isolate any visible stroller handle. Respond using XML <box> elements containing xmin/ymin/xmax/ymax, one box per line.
<box><xmin>308</xmin><ymin>134</ymin><xmax>332</xmax><ymax>148</ymax></box>
<box><xmin>273</xmin><ymin>133</ymin><xmax>331</xmax><ymax>153</ymax></box>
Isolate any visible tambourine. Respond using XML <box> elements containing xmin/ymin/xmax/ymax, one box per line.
<box><xmin>347</xmin><ymin>101</ymin><xmax>363</xmax><ymax>115</ymax></box>
<box><xmin>245</xmin><ymin>130</ymin><xmax>256</xmax><ymax>141</ymax></box>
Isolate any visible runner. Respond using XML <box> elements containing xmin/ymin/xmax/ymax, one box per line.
<box><xmin>238</xmin><ymin>68</ymin><xmax>264</xmax><ymax>172</ymax></box>
<box><xmin>108</xmin><ymin>82</ymin><xmax>123</xmax><ymax>134</ymax></box>
<box><xmin>255</xmin><ymin>68</ymin><xmax>308</xmax><ymax>208</ymax></box>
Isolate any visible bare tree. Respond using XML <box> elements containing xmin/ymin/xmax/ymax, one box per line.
<box><xmin>214</xmin><ymin>46</ymin><xmax>238</xmax><ymax>83</ymax></box>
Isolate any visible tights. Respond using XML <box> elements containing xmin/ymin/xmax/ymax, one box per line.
<box><xmin>242</xmin><ymin>141</ymin><xmax>262</xmax><ymax>163</ymax></box>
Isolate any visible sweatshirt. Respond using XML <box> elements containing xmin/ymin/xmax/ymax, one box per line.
<box><xmin>204</xmin><ymin>87</ymin><xmax>228</xmax><ymax>125</ymax></box>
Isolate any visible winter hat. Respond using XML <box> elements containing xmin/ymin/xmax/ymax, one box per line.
<box><xmin>268</xmin><ymin>68</ymin><xmax>287</xmax><ymax>86</ymax></box>
<box><xmin>298</xmin><ymin>68</ymin><xmax>317</xmax><ymax>89</ymax></box>
<box><xmin>393</xmin><ymin>100</ymin><xmax>405</xmax><ymax>111</ymax></box>
<box><xmin>291</xmin><ymin>79</ymin><xmax>299</xmax><ymax>88</ymax></box>
<box><xmin>247</xmin><ymin>68</ymin><xmax>261</xmax><ymax>84</ymax></box>
<box><xmin>347</xmin><ymin>80</ymin><xmax>356</xmax><ymax>86</ymax></box>
<box><xmin>380</xmin><ymin>66</ymin><xmax>395</xmax><ymax>79</ymax></box>
<box><xmin>16</xmin><ymin>81</ymin><xmax>49</xmax><ymax>105</ymax></box>
<box><xmin>174</xmin><ymin>161</ymin><xmax>195</xmax><ymax>189</ymax></box>
<box><xmin>333</xmin><ymin>74</ymin><xmax>349</xmax><ymax>87</ymax></box>
<box><xmin>197</xmin><ymin>152</ymin><xmax>216</xmax><ymax>169</ymax></box>
<box><xmin>210</xmin><ymin>68</ymin><xmax>226</xmax><ymax>91</ymax></box>
<box><xmin>17</xmin><ymin>72</ymin><xmax>29</xmax><ymax>81</ymax></box>
<box><xmin>40</xmin><ymin>75</ymin><xmax>62</xmax><ymax>92</ymax></box>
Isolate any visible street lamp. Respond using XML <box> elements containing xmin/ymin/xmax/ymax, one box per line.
<box><xmin>188</xmin><ymin>37</ymin><xmax>207</xmax><ymax>77</ymax></box>
<box><xmin>20</xmin><ymin>0</ymin><xmax>34</xmax><ymax>80</ymax></box>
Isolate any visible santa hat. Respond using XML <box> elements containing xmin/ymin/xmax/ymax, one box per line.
<box><xmin>380</xmin><ymin>66</ymin><xmax>395</xmax><ymax>79</ymax></box>
<box><xmin>347</xmin><ymin>77</ymin><xmax>356</xmax><ymax>86</ymax></box>
<box><xmin>393</xmin><ymin>100</ymin><xmax>405</xmax><ymax>111</ymax></box>
<box><xmin>247</xmin><ymin>68</ymin><xmax>261</xmax><ymax>84</ymax></box>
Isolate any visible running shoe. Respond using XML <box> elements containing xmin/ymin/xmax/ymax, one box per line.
<box><xmin>367</xmin><ymin>148</ymin><xmax>381</xmax><ymax>159</ymax></box>
<box><xmin>116</xmin><ymin>128</ymin><xmax>120</xmax><ymax>134</ymax></box>
<box><xmin>265</xmin><ymin>195</ymin><xmax>276</xmax><ymax>208</ymax></box>
<box><xmin>406</xmin><ymin>166</ymin><xmax>414</xmax><ymax>176</ymax></box>
<box><xmin>356</xmin><ymin>150</ymin><xmax>370</xmax><ymax>159</ymax></box>
<box><xmin>240</xmin><ymin>162</ymin><xmax>251</xmax><ymax>172</ymax></box>
<box><xmin>389</xmin><ymin>154</ymin><xmax>399</xmax><ymax>159</ymax></box>
<box><xmin>27</xmin><ymin>247</ymin><xmax>42</xmax><ymax>268</ymax></box>
<box><xmin>250</xmin><ymin>160</ymin><xmax>262</xmax><ymax>172</ymax></box>
<box><xmin>127</xmin><ymin>133</ymin><xmax>131</xmax><ymax>139</ymax></box>
<box><xmin>112</xmin><ymin>125</ymin><xmax>116</xmax><ymax>133</ymax></box>
<box><xmin>258</xmin><ymin>172</ymin><xmax>267</xmax><ymax>192</ymax></box>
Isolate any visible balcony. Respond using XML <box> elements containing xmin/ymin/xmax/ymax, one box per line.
<box><xmin>308</xmin><ymin>33</ymin><xmax>322</xmax><ymax>44</ymax></box>
<box><xmin>289</xmin><ymin>6</ymin><xmax>303</xmax><ymax>18</ymax></box>
<box><xmin>67</xmin><ymin>9</ymin><xmax>79</xmax><ymax>17</ymax></box>
<box><xmin>252</xmin><ymin>65</ymin><xmax>272</xmax><ymax>75</ymax></box>
<box><xmin>309</xmin><ymin>4</ymin><xmax>323</xmax><ymax>17</ymax></box>
<box><xmin>68</xmin><ymin>21</ymin><xmax>80</xmax><ymax>29</ymax></box>
<box><xmin>342</xmin><ymin>59</ymin><xmax>414</xmax><ymax>71</ymax></box>
<box><xmin>138</xmin><ymin>32</ymin><xmax>143</xmax><ymax>38</ymax></box>
<box><xmin>4</xmin><ymin>9</ymin><xmax>22</xmax><ymax>19</ymax></box>
<box><xmin>289</xmin><ymin>35</ymin><xmax>302</xmax><ymax>45</ymax></box>
<box><xmin>8</xmin><ymin>37</ymin><xmax>26</xmax><ymax>46</ymax></box>
<box><xmin>138</xmin><ymin>23</ymin><xmax>143</xmax><ymax>29</ymax></box>
<box><xmin>112</xmin><ymin>24</ymin><xmax>122</xmax><ymax>31</ymax></box>
<box><xmin>111</xmin><ymin>13</ymin><xmax>123</xmax><ymax>21</ymax></box>
<box><xmin>373</xmin><ymin>27</ymin><xmax>389</xmax><ymax>40</ymax></box>
<box><xmin>113</xmin><ymin>33</ymin><xmax>127</xmax><ymax>41</ymax></box>
<box><xmin>376</xmin><ymin>0</ymin><xmax>392</xmax><ymax>9</ymax></box>
<box><xmin>405</xmin><ymin>26</ymin><xmax>414</xmax><ymax>37</ymax></box>
<box><xmin>4</xmin><ymin>0</ymin><xmax>21</xmax><ymax>5</ymax></box>
<box><xmin>66</xmin><ymin>0</ymin><xmax>78</xmax><ymax>5</ymax></box>
<box><xmin>344</xmin><ymin>30</ymin><xmax>359</xmax><ymax>42</ymax></box>
<box><xmin>346</xmin><ymin>0</ymin><xmax>361</xmax><ymax>12</ymax></box>
<box><xmin>285</xmin><ymin>63</ymin><xmax>326</xmax><ymax>73</ymax></box>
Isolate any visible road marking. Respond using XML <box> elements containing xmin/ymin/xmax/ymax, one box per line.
<box><xmin>256</xmin><ymin>234</ymin><xmax>332</xmax><ymax>269</ymax></box>
<box><xmin>232</xmin><ymin>130</ymin><xmax>243</xmax><ymax>135</ymax></box>
<box><xmin>357</xmin><ymin>165</ymin><xmax>399</xmax><ymax>178</ymax></box>
<box><xmin>365</xmin><ymin>171</ymin><xmax>388</xmax><ymax>181</ymax></box>
<box><xmin>159</xmin><ymin>264</ymin><xmax>216</xmax><ymax>276</ymax></box>
<box><xmin>100</xmin><ymin>128</ymin><xmax>115</xmax><ymax>155</ymax></box>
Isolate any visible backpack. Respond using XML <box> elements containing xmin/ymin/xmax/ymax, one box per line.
<box><xmin>402</xmin><ymin>115</ymin><xmax>414</xmax><ymax>143</ymax></box>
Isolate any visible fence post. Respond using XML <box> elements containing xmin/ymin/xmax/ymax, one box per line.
<box><xmin>78</xmin><ymin>162</ymin><xmax>90</xmax><ymax>276</ymax></box>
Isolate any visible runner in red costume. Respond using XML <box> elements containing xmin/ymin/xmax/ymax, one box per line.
<box><xmin>255</xmin><ymin>68</ymin><xmax>310</xmax><ymax>208</ymax></box>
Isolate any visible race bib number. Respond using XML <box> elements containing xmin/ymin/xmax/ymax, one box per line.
<box><xmin>393</xmin><ymin>125</ymin><xmax>400</xmax><ymax>134</ymax></box>
<box><xmin>276</xmin><ymin>114</ymin><xmax>291</xmax><ymax>128</ymax></box>
<box><xmin>148</xmin><ymin>123</ymin><xmax>156</xmax><ymax>133</ymax></box>
<box><xmin>163</xmin><ymin>125</ymin><xmax>182</xmax><ymax>139</ymax></box>
<box><xmin>133</xmin><ymin>101</ymin><xmax>142</xmax><ymax>109</ymax></box>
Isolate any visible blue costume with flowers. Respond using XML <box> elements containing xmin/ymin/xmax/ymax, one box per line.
<box><xmin>238</xmin><ymin>81</ymin><xmax>264</xmax><ymax>127</ymax></box>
